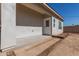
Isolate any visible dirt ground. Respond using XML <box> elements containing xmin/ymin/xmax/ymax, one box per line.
<box><xmin>48</xmin><ymin>33</ymin><xmax>79</xmax><ymax>56</ymax></box>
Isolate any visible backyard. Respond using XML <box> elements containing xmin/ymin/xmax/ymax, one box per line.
<box><xmin>48</xmin><ymin>33</ymin><xmax>79</xmax><ymax>56</ymax></box>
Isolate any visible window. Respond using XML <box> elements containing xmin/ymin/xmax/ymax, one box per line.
<box><xmin>53</xmin><ymin>19</ymin><xmax>55</xmax><ymax>27</ymax></box>
<box><xmin>46</xmin><ymin>20</ymin><xmax>49</xmax><ymax>27</ymax></box>
<box><xmin>59</xmin><ymin>21</ymin><xmax>62</xmax><ymax>29</ymax></box>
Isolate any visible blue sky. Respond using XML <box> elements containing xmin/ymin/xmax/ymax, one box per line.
<box><xmin>47</xmin><ymin>3</ymin><xmax>79</xmax><ymax>26</ymax></box>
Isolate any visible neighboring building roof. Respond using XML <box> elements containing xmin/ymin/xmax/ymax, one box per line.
<box><xmin>42</xmin><ymin>3</ymin><xmax>63</xmax><ymax>21</ymax></box>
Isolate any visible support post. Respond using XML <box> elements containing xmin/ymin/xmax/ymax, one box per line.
<box><xmin>1</xmin><ymin>3</ymin><xmax>16</xmax><ymax>50</ymax></box>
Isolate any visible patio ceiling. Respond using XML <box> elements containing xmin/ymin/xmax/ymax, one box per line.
<box><xmin>21</xmin><ymin>3</ymin><xmax>63</xmax><ymax>20</ymax></box>
<box><xmin>21</xmin><ymin>3</ymin><xmax>52</xmax><ymax>17</ymax></box>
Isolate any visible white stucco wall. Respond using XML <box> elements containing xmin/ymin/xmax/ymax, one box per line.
<box><xmin>52</xmin><ymin>17</ymin><xmax>63</xmax><ymax>35</ymax></box>
<box><xmin>16</xmin><ymin>26</ymin><xmax>42</xmax><ymax>38</ymax></box>
<box><xmin>1</xmin><ymin>3</ymin><xmax>16</xmax><ymax>50</ymax></box>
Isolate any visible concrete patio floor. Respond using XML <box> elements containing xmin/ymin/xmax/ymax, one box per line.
<box><xmin>1</xmin><ymin>33</ymin><xmax>79</xmax><ymax>56</ymax></box>
<box><xmin>0</xmin><ymin>35</ymin><xmax>60</xmax><ymax>56</ymax></box>
<box><xmin>16</xmin><ymin>35</ymin><xmax>52</xmax><ymax>48</ymax></box>
<box><xmin>48</xmin><ymin>33</ymin><xmax>79</xmax><ymax>56</ymax></box>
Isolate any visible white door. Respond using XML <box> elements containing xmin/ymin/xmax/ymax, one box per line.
<box><xmin>43</xmin><ymin>18</ymin><xmax>51</xmax><ymax>35</ymax></box>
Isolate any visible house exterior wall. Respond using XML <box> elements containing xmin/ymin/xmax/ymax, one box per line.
<box><xmin>0</xmin><ymin>3</ymin><xmax>63</xmax><ymax>50</ymax></box>
<box><xmin>16</xmin><ymin>4</ymin><xmax>44</xmax><ymax>38</ymax></box>
<box><xmin>52</xmin><ymin>17</ymin><xmax>63</xmax><ymax>35</ymax></box>
<box><xmin>1</xmin><ymin>3</ymin><xmax>16</xmax><ymax>50</ymax></box>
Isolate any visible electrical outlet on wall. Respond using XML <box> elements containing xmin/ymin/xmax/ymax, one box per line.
<box><xmin>32</xmin><ymin>29</ymin><xmax>34</xmax><ymax>32</ymax></box>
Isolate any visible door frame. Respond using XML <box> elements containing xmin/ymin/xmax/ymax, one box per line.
<box><xmin>42</xmin><ymin>17</ymin><xmax>52</xmax><ymax>35</ymax></box>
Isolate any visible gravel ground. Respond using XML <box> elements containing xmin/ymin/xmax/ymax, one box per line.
<box><xmin>48</xmin><ymin>33</ymin><xmax>79</xmax><ymax>56</ymax></box>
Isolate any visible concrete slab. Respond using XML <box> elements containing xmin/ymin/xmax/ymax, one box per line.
<box><xmin>6</xmin><ymin>36</ymin><xmax>60</xmax><ymax>56</ymax></box>
<box><xmin>16</xmin><ymin>35</ymin><xmax>51</xmax><ymax>48</ymax></box>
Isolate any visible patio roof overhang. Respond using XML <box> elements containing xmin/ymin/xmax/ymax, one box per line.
<box><xmin>21</xmin><ymin>3</ymin><xmax>63</xmax><ymax>21</ymax></box>
<box><xmin>41</xmin><ymin>3</ymin><xmax>63</xmax><ymax>21</ymax></box>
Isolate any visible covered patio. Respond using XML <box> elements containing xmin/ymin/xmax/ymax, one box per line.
<box><xmin>16</xmin><ymin>3</ymin><xmax>52</xmax><ymax>47</ymax></box>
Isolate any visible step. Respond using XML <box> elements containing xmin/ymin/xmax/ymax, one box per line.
<box><xmin>6</xmin><ymin>37</ymin><xmax>60</xmax><ymax>56</ymax></box>
<box><xmin>52</xmin><ymin>33</ymin><xmax>69</xmax><ymax>39</ymax></box>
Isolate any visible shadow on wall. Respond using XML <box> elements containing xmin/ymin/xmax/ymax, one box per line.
<box><xmin>0</xmin><ymin>4</ymin><xmax>1</xmax><ymax>25</ymax></box>
<box><xmin>0</xmin><ymin>4</ymin><xmax>1</xmax><ymax>48</ymax></box>
<box><xmin>16</xmin><ymin>4</ymin><xmax>44</xmax><ymax>27</ymax></box>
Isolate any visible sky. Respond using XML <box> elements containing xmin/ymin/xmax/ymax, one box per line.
<box><xmin>47</xmin><ymin>3</ymin><xmax>79</xmax><ymax>26</ymax></box>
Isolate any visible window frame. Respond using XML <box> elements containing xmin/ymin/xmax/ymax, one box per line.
<box><xmin>53</xmin><ymin>19</ymin><xmax>55</xmax><ymax>27</ymax></box>
<box><xmin>46</xmin><ymin>20</ymin><xmax>49</xmax><ymax>27</ymax></box>
<box><xmin>59</xmin><ymin>21</ymin><xmax>62</xmax><ymax>29</ymax></box>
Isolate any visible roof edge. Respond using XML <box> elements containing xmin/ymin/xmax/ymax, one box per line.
<box><xmin>42</xmin><ymin>3</ymin><xmax>63</xmax><ymax>20</ymax></box>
